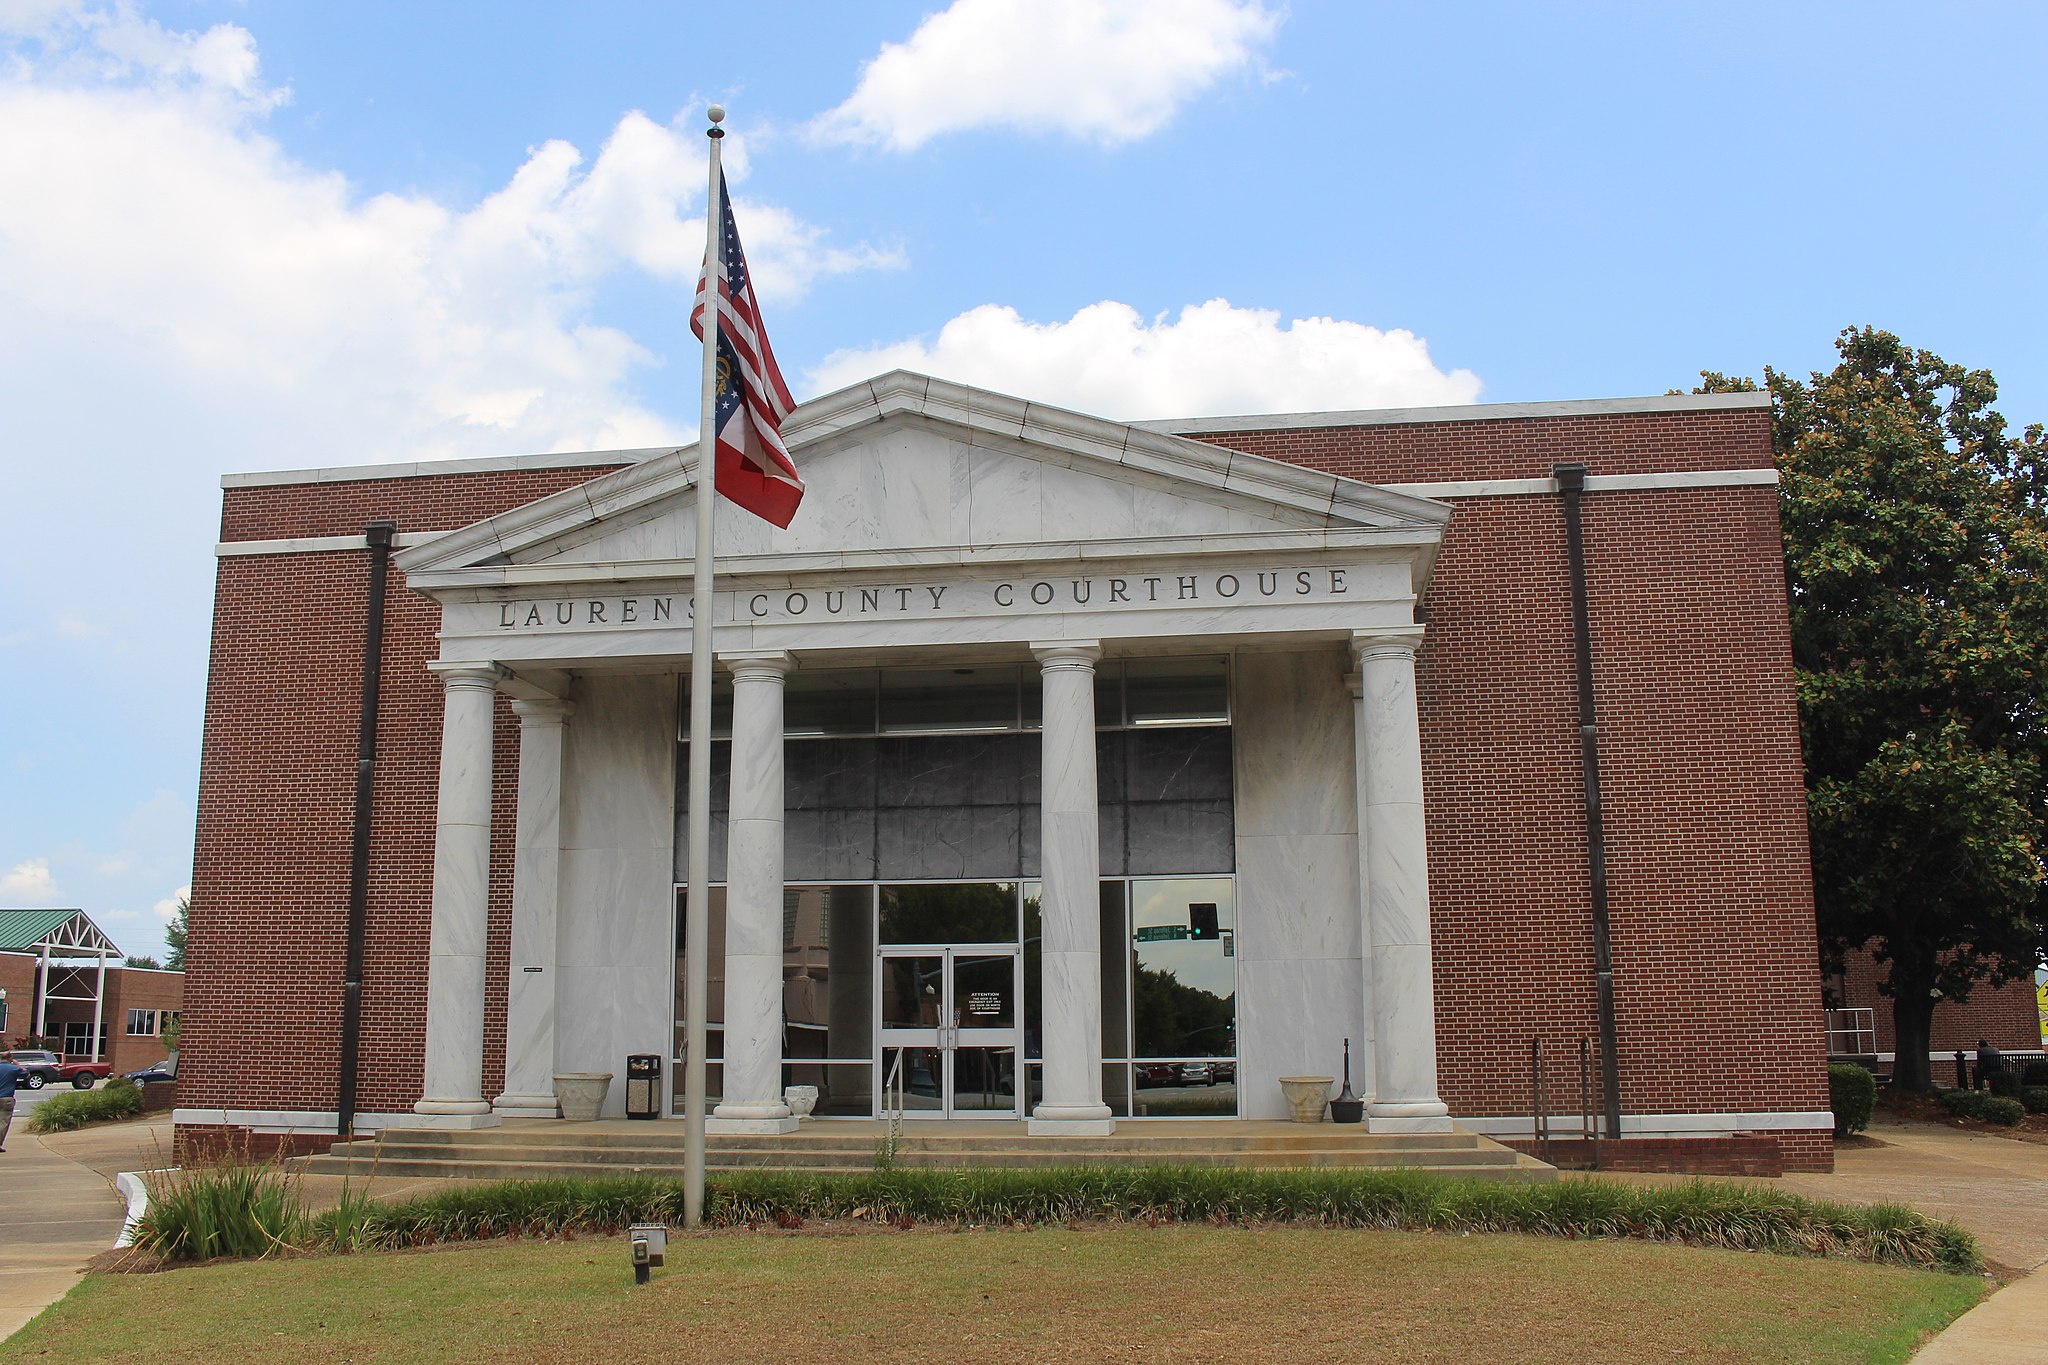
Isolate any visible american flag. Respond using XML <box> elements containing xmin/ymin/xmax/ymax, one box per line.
<box><xmin>691</xmin><ymin>169</ymin><xmax>804</xmax><ymax>528</ymax></box>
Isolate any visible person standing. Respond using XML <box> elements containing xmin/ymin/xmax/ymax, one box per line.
<box><xmin>1975</xmin><ymin>1038</ymin><xmax>2003</xmax><ymax>1091</ymax></box>
<box><xmin>0</xmin><ymin>1056</ymin><xmax>25</xmax><ymax>1152</ymax></box>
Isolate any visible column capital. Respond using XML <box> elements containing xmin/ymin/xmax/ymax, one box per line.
<box><xmin>1031</xmin><ymin>639</ymin><xmax>1101</xmax><ymax>669</ymax></box>
<box><xmin>509</xmin><ymin>696</ymin><xmax>574</xmax><ymax>725</ymax></box>
<box><xmin>429</xmin><ymin>660</ymin><xmax>506</xmax><ymax>692</ymax></box>
<box><xmin>721</xmin><ymin>650</ymin><xmax>795</xmax><ymax>682</ymax></box>
<box><xmin>1351</xmin><ymin>628</ymin><xmax>1425</xmax><ymax>665</ymax></box>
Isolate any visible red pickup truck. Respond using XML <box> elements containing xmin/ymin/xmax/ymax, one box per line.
<box><xmin>3</xmin><ymin>1049</ymin><xmax>112</xmax><ymax>1089</ymax></box>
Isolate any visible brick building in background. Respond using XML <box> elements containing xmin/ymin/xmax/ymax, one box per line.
<box><xmin>181</xmin><ymin>375</ymin><xmax>1839</xmax><ymax>1172</ymax></box>
<box><xmin>1</xmin><ymin>908</ymin><xmax>183</xmax><ymax>1076</ymax></box>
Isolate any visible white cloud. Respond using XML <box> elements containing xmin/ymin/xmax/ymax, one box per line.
<box><xmin>813</xmin><ymin>0</ymin><xmax>1280</xmax><ymax>150</ymax></box>
<box><xmin>0</xmin><ymin>9</ymin><xmax>897</xmax><ymax>467</ymax></box>
<box><xmin>153</xmin><ymin>885</ymin><xmax>189</xmax><ymax>922</ymax></box>
<box><xmin>0</xmin><ymin>857</ymin><xmax>60</xmax><ymax>903</ymax></box>
<box><xmin>806</xmin><ymin>298</ymin><xmax>1483</xmax><ymax>420</ymax></box>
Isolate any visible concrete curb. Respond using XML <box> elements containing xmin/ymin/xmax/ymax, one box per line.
<box><xmin>113</xmin><ymin>1171</ymin><xmax>163</xmax><ymax>1249</ymax></box>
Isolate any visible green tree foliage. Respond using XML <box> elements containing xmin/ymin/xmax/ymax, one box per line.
<box><xmin>124</xmin><ymin>954</ymin><xmax>163</xmax><ymax>970</ymax></box>
<box><xmin>165</xmin><ymin>894</ymin><xmax>189</xmax><ymax>971</ymax></box>
<box><xmin>1704</xmin><ymin>329</ymin><xmax>2047</xmax><ymax>1090</ymax></box>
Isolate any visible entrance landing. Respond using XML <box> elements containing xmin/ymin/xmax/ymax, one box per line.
<box><xmin>296</xmin><ymin>1119</ymin><xmax>1553</xmax><ymax>1183</ymax></box>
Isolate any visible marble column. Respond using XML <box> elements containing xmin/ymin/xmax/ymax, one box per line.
<box><xmin>414</xmin><ymin>661</ymin><xmax>504</xmax><ymax>1127</ymax></box>
<box><xmin>1343</xmin><ymin>665</ymin><xmax>1381</xmax><ymax>1106</ymax></box>
<box><xmin>1354</xmin><ymin>630</ymin><xmax>1452</xmax><ymax>1133</ymax></box>
<box><xmin>1030</xmin><ymin>640</ymin><xmax>1114</xmax><ymax>1135</ymax></box>
<box><xmin>494</xmin><ymin>696</ymin><xmax>572</xmax><ymax>1118</ymax></box>
<box><xmin>709</xmin><ymin>651</ymin><xmax>799</xmax><ymax>1134</ymax></box>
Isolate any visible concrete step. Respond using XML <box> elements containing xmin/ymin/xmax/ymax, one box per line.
<box><xmin>324</xmin><ymin>1127</ymin><xmax>1495</xmax><ymax>1156</ymax></box>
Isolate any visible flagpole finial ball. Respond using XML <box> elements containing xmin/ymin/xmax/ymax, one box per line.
<box><xmin>707</xmin><ymin>104</ymin><xmax>725</xmax><ymax>125</ymax></box>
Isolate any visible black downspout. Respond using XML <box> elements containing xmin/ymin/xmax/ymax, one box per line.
<box><xmin>337</xmin><ymin>521</ymin><xmax>396</xmax><ymax>1141</ymax></box>
<box><xmin>1553</xmin><ymin>465</ymin><xmax>1624</xmax><ymax>1142</ymax></box>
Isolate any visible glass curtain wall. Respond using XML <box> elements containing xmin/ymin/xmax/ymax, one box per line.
<box><xmin>673</xmin><ymin>658</ymin><xmax>1236</xmax><ymax>1119</ymax></box>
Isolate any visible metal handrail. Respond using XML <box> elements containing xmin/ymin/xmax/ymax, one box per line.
<box><xmin>883</xmin><ymin>1048</ymin><xmax>905</xmax><ymax>1140</ymax></box>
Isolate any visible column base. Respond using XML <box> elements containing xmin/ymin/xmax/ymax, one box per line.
<box><xmin>1367</xmin><ymin>1099</ymin><xmax>1453</xmax><ymax>1135</ymax></box>
<box><xmin>705</xmin><ymin>1115</ymin><xmax>801</xmax><ymax>1135</ymax></box>
<box><xmin>492</xmin><ymin>1091</ymin><xmax>560</xmax><ymax>1120</ymax></box>
<box><xmin>1029</xmin><ymin>1101</ymin><xmax>1114</xmax><ymax>1136</ymax></box>
<box><xmin>398</xmin><ymin>1108</ymin><xmax>502</xmax><ymax>1131</ymax></box>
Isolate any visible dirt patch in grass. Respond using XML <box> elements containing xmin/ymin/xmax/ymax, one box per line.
<box><xmin>7</xmin><ymin>1226</ymin><xmax>1980</xmax><ymax>1365</ymax></box>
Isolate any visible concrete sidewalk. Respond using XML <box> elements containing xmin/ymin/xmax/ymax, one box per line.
<box><xmin>0</xmin><ymin>1126</ymin><xmax>129</xmax><ymax>1342</ymax></box>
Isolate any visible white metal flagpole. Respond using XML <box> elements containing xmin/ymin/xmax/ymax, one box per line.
<box><xmin>683</xmin><ymin>102</ymin><xmax>726</xmax><ymax>1230</ymax></box>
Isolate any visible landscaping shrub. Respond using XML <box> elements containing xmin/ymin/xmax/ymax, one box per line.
<box><xmin>2021</xmin><ymin>1087</ymin><xmax>2048</xmax><ymax>1116</ymax></box>
<box><xmin>26</xmin><ymin>1077</ymin><xmax>143</xmax><ymax>1133</ymax></box>
<box><xmin>1828</xmin><ymin>1063</ymin><xmax>1876</xmax><ymax>1136</ymax></box>
<box><xmin>1981</xmin><ymin>1096</ymin><xmax>2026</xmax><ymax>1125</ymax></box>
<box><xmin>134</xmin><ymin>1159</ymin><xmax>308</xmax><ymax>1260</ymax></box>
<box><xmin>1937</xmin><ymin>1089</ymin><xmax>2024</xmax><ymax>1126</ymax></box>
<box><xmin>2022</xmin><ymin>1060</ymin><xmax>2048</xmax><ymax>1086</ymax></box>
<box><xmin>301</xmin><ymin>1167</ymin><xmax>1980</xmax><ymax>1274</ymax></box>
<box><xmin>1986</xmin><ymin>1070</ymin><xmax>2022</xmax><ymax>1099</ymax></box>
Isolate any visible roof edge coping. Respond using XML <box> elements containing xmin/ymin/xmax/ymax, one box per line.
<box><xmin>1134</xmin><ymin>391</ymin><xmax>1772</xmax><ymax>436</ymax></box>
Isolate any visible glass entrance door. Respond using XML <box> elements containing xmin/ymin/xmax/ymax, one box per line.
<box><xmin>878</xmin><ymin>948</ymin><xmax>1022</xmax><ymax>1118</ymax></box>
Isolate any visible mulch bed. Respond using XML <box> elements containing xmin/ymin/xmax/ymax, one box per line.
<box><xmin>1876</xmin><ymin>1090</ymin><xmax>2048</xmax><ymax>1146</ymax></box>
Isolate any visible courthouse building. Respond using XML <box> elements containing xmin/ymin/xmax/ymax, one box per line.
<box><xmin>179</xmin><ymin>372</ymin><xmax>1834</xmax><ymax>1170</ymax></box>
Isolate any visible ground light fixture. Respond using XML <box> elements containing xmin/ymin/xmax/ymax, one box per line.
<box><xmin>628</xmin><ymin>1224</ymin><xmax>667</xmax><ymax>1285</ymax></box>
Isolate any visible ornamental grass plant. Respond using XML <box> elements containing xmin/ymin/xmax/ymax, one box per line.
<box><xmin>133</xmin><ymin>1157</ymin><xmax>309</xmax><ymax>1261</ymax></box>
<box><xmin>25</xmin><ymin>1078</ymin><xmax>143</xmax><ymax>1133</ymax></box>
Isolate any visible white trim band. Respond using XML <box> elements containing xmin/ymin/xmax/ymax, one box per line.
<box><xmin>172</xmin><ymin>1107</ymin><xmax>415</xmax><ymax>1134</ymax></box>
<box><xmin>216</xmin><ymin>531</ymin><xmax>447</xmax><ymax>558</ymax></box>
<box><xmin>1456</xmin><ymin>1109</ymin><xmax>1835</xmax><ymax>1137</ymax></box>
<box><xmin>1384</xmin><ymin>468</ymin><xmax>1779</xmax><ymax>500</ymax></box>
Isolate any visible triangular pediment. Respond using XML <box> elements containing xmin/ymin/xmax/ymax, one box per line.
<box><xmin>397</xmin><ymin>372</ymin><xmax>1450</xmax><ymax>586</ymax></box>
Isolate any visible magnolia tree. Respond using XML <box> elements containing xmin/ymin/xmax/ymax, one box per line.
<box><xmin>1704</xmin><ymin>329</ymin><xmax>2047</xmax><ymax>1091</ymax></box>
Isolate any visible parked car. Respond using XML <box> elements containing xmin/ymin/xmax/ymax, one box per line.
<box><xmin>1179</xmin><ymin>1061</ymin><xmax>1215</xmax><ymax>1087</ymax></box>
<box><xmin>3</xmin><ymin>1049</ymin><xmax>111</xmax><ymax>1089</ymax></box>
<box><xmin>3</xmin><ymin>1049</ymin><xmax>62</xmax><ymax>1089</ymax></box>
<box><xmin>124</xmin><ymin>1057</ymin><xmax>177</xmax><ymax>1085</ymax></box>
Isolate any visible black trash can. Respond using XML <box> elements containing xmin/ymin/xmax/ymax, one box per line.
<box><xmin>625</xmin><ymin>1053</ymin><xmax>662</xmax><ymax>1120</ymax></box>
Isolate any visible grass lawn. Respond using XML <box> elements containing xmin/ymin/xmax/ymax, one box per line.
<box><xmin>2</xmin><ymin>1226</ymin><xmax>1980</xmax><ymax>1365</ymax></box>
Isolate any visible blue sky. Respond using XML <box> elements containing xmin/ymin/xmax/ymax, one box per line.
<box><xmin>1</xmin><ymin>0</ymin><xmax>2043</xmax><ymax>959</ymax></box>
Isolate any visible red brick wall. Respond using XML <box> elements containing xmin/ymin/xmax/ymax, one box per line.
<box><xmin>0</xmin><ymin>952</ymin><xmax>37</xmax><ymax>1045</ymax></box>
<box><xmin>184</xmin><ymin>462</ymin><xmax>623</xmax><ymax>1117</ymax></box>
<box><xmin>183</xmin><ymin>410</ymin><xmax>1829</xmax><ymax>1167</ymax></box>
<box><xmin>1180</xmin><ymin>408</ymin><xmax>1829</xmax><ymax>1127</ymax></box>
<box><xmin>1200</xmin><ymin>406</ymin><xmax>1771</xmax><ymax>484</ymax></box>
<box><xmin>104</xmin><ymin>969</ymin><xmax>184</xmax><ymax>1074</ymax></box>
<box><xmin>1833</xmin><ymin>950</ymin><xmax>2043</xmax><ymax>1056</ymax></box>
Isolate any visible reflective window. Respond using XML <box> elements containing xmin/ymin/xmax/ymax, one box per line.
<box><xmin>671</xmin><ymin>886</ymin><xmax>727</xmax><ymax>1114</ymax></box>
<box><xmin>1130</xmin><ymin>876</ymin><xmax>1237</xmax><ymax>1117</ymax></box>
<box><xmin>781</xmin><ymin>885</ymin><xmax>874</xmax><ymax>1064</ymax></box>
<box><xmin>880</xmin><ymin>883</ymin><xmax>1020</xmax><ymax>945</ymax></box>
<box><xmin>785</xmin><ymin>670</ymin><xmax>877</xmax><ymax>736</ymax></box>
<box><xmin>880</xmin><ymin>666</ymin><xmax>1020</xmax><ymax>733</ymax></box>
<box><xmin>1124</xmin><ymin>658</ymin><xmax>1229</xmax><ymax>725</ymax></box>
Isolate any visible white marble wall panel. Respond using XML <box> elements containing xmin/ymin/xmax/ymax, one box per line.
<box><xmin>1234</xmin><ymin>958</ymin><xmax>1363</xmax><ymax>1119</ymax></box>
<box><xmin>557</xmin><ymin>674</ymin><xmax>675</xmax><ymax>1117</ymax></box>
<box><xmin>533</xmin><ymin>421</ymin><xmax>1332</xmax><ymax>570</ymax></box>
<box><xmin>1231</xmin><ymin>651</ymin><xmax>1358</xmax><ymax>838</ymax></box>
<box><xmin>1231</xmin><ymin>647</ymin><xmax>1368</xmax><ymax>1116</ymax></box>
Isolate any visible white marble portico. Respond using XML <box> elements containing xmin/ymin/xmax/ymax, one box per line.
<box><xmin>394</xmin><ymin>372</ymin><xmax>1457</xmax><ymax>1133</ymax></box>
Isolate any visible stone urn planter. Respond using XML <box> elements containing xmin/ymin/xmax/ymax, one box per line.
<box><xmin>553</xmin><ymin>1072</ymin><xmax>613</xmax><ymax>1122</ymax></box>
<box><xmin>1278</xmin><ymin>1075</ymin><xmax>1334</xmax><ymax>1123</ymax></box>
<box><xmin>783</xmin><ymin>1084</ymin><xmax>819</xmax><ymax>1120</ymax></box>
